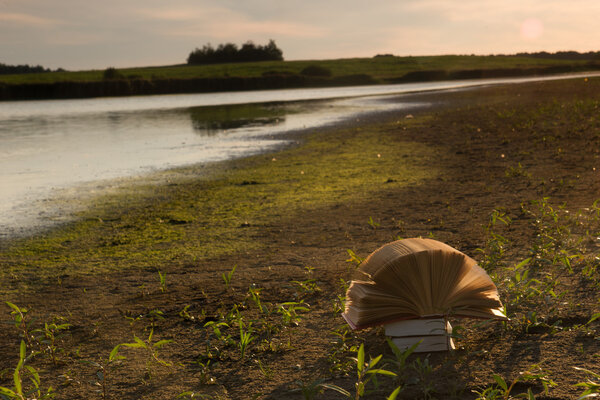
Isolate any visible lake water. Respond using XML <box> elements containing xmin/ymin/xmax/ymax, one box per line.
<box><xmin>1</xmin><ymin>72</ymin><xmax>599</xmax><ymax>238</ymax></box>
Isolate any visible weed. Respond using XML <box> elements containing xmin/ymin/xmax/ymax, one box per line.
<box><xmin>146</xmin><ymin>309</ymin><xmax>165</xmax><ymax>330</ymax></box>
<box><xmin>5</xmin><ymin>302</ymin><xmax>35</xmax><ymax>348</ymax></box>
<box><xmin>328</xmin><ymin>325</ymin><xmax>359</xmax><ymax>375</ymax></box>
<box><xmin>367</xmin><ymin>216</ymin><xmax>380</xmax><ymax>230</ymax></box>
<box><xmin>503</xmin><ymin>258</ymin><xmax>542</xmax><ymax>316</ymax></box>
<box><xmin>277</xmin><ymin>301</ymin><xmax>309</xmax><ymax>347</ymax></box>
<box><xmin>278</xmin><ymin>301</ymin><xmax>309</xmax><ymax>327</ymax></box>
<box><xmin>121</xmin><ymin>329</ymin><xmax>174</xmax><ymax>373</ymax></box>
<box><xmin>204</xmin><ymin>321</ymin><xmax>233</xmax><ymax>348</ymax></box>
<box><xmin>386</xmin><ymin>338</ymin><xmax>419</xmax><ymax>383</ymax></box>
<box><xmin>81</xmin><ymin>344</ymin><xmax>124</xmax><ymax>400</ymax></box>
<box><xmin>291</xmin><ymin>378</ymin><xmax>350</xmax><ymax>399</ymax></box>
<box><xmin>332</xmin><ymin>279</ymin><xmax>350</xmax><ymax>314</ymax></box>
<box><xmin>346</xmin><ymin>250</ymin><xmax>364</xmax><ymax>267</ymax></box>
<box><xmin>505</xmin><ymin>162</ymin><xmax>531</xmax><ymax>178</ymax></box>
<box><xmin>473</xmin><ymin>364</ymin><xmax>556</xmax><ymax>399</ymax></box>
<box><xmin>291</xmin><ymin>278</ymin><xmax>321</xmax><ymax>298</ymax></box>
<box><xmin>193</xmin><ymin>360</ymin><xmax>216</xmax><ymax>385</ymax></box>
<box><xmin>477</xmin><ymin>209</ymin><xmax>511</xmax><ymax>271</ymax></box>
<box><xmin>33</xmin><ymin>318</ymin><xmax>71</xmax><ymax>365</ymax></box>
<box><xmin>247</xmin><ymin>285</ymin><xmax>270</xmax><ymax>314</ymax></box>
<box><xmin>256</xmin><ymin>359</ymin><xmax>273</xmax><ymax>380</ymax></box>
<box><xmin>237</xmin><ymin>317</ymin><xmax>255</xmax><ymax>360</ymax></box>
<box><xmin>410</xmin><ymin>356</ymin><xmax>436</xmax><ymax>398</ymax></box>
<box><xmin>222</xmin><ymin>265</ymin><xmax>237</xmax><ymax>290</ymax></box>
<box><xmin>178</xmin><ymin>305</ymin><xmax>195</xmax><ymax>322</ymax></box>
<box><xmin>351</xmin><ymin>344</ymin><xmax>397</xmax><ymax>399</ymax></box>
<box><xmin>574</xmin><ymin>367</ymin><xmax>600</xmax><ymax>399</ymax></box>
<box><xmin>157</xmin><ymin>270</ymin><xmax>167</xmax><ymax>293</ymax></box>
<box><xmin>0</xmin><ymin>340</ymin><xmax>54</xmax><ymax>400</ymax></box>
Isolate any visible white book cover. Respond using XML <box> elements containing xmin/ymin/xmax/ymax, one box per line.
<box><xmin>390</xmin><ymin>335</ymin><xmax>455</xmax><ymax>353</ymax></box>
<box><xmin>385</xmin><ymin>318</ymin><xmax>454</xmax><ymax>352</ymax></box>
<box><xmin>384</xmin><ymin>318</ymin><xmax>449</xmax><ymax>337</ymax></box>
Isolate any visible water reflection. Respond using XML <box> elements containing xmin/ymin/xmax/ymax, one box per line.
<box><xmin>188</xmin><ymin>103</ymin><xmax>288</xmax><ymax>135</ymax></box>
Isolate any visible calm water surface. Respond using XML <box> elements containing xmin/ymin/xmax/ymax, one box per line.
<box><xmin>1</xmin><ymin>72</ymin><xmax>599</xmax><ymax>237</ymax></box>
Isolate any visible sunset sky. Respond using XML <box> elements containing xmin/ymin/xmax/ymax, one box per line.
<box><xmin>1</xmin><ymin>0</ymin><xmax>599</xmax><ymax>70</ymax></box>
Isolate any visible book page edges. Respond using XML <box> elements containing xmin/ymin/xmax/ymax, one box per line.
<box><xmin>342</xmin><ymin>308</ymin><xmax>506</xmax><ymax>331</ymax></box>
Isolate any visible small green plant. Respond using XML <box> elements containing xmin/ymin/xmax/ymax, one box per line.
<box><xmin>574</xmin><ymin>366</ymin><xmax>600</xmax><ymax>399</ymax></box>
<box><xmin>256</xmin><ymin>359</ymin><xmax>273</xmax><ymax>380</ymax></box>
<box><xmin>145</xmin><ymin>309</ymin><xmax>165</xmax><ymax>330</ymax></box>
<box><xmin>278</xmin><ymin>301</ymin><xmax>309</xmax><ymax>346</ymax></box>
<box><xmin>204</xmin><ymin>321</ymin><xmax>233</xmax><ymax>348</ymax></box>
<box><xmin>121</xmin><ymin>329</ymin><xmax>174</xmax><ymax>372</ymax></box>
<box><xmin>178</xmin><ymin>305</ymin><xmax>195</xmax><ymax>322</ymax></box>
<box><xmin>5</xmin><ymin>302</ymin><xmax>35</xmax><ymax>348</ymax></box>
<box><xmin>157</xmin><ymin>270</ymin><xmax>167</xmax><ymax>293</ymax></box>
<box><xmin>247</xmin><ymin>285</ymin><xmax>270</xmax><ymax>314</ymax></box>
<box><xmin>33</xmin><ymin>318</ymin><xmax>71</xmax><ymax>365</ymax></box>
<box><xmin>81</xmin><ymin>344</ymin><xmax>124</xmax><ymax>400</ymax></box>
<box><xmin>503</xmin><ymin>258</ymin><xmax>542</xmax><ymax>318</ymax></box>
<box><xmin>222</xmin><ymin>265</ymin><xmax>237</xmax><ymax>289</ymax></box>
<box><xmin>332</xmin><ymin>279</ymin><xmax>350</xmax><ymax>314</ymax></box>
<box><xmin>278</xmin><ymin>301</ymin><xmax>309</xmax><ymax>327</ymax></box>
<box><xmin>386</xmin><ymin>338</ymin><xmax>419</xmax><ymax>383</ymax></box>
<box><xmin>351</xmin><ymin>344</ymin><xmax>397</xmax><ymax>399</ymax></box>
<box><xmin>411</xmin><ymin>356</ymin><xmax>436</xmax><ymax>398</ymax></box>
<box><xmin>367</xmin><ymin>216</ymin><xmax>380</xmax><ymax>230</ymax></box>
<box><xmin>237</xmin><ymin>317</ymin><xmax>255</xmax><ymax>360</ymax></box>
<box><xmin>291</xmin><ymin>378</ymin><xmax>350</xmax><ymax>399</ymax></box>
<box><xmin>291</xmin><ymin>278</ymin><xmax>321</xmax><ymax>297</ymax></box>
<box><xmin>476</xmin><ymin>209</ymin><xmax>511</xmax><ymax>271</ymax></box>
<box><xmin>193</xmin><ymin>359</ymin><xmax>216</xmax><ymax>385</ymax></box>
<box><xmin>346</xmin><ymin>250</ymin><xmax>364</xmax><ymax>267</ymax></box>
<box><xmin>0</xmin><ymin>340</ymin><xmax>54</xmax><ymax>400</ymax></box>
<box><xmin>328</xmin><ymin>325</ymin><xmax>359</xmax><ymax>375</ymax></box>
<box><xmin>473</xmin><ymin>364</ymin><xmax>556</xmax><ymax>400</ymax></box>
<box><xmin>505</xmin><ymin>162</ymin><xmax>531</xmax><ymax>178</ymax></box>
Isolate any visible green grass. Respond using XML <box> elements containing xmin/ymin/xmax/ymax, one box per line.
<box><xmin>0</xmin><ymin>55</ymin><xmax>593</xmax><ymax>84</ymax></box>
<box><xmin>0</xmin><ymin>122</ymin><xmax>437</xmax><ymax>282</ymax></box>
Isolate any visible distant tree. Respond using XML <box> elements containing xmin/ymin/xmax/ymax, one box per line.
<box><xmin>512</xmin><ymin>50</ymin><xmax>600</xmax><ymax>60</ymax></box>
<box><xmin>103</xmin><ymin>67</ymin><xmax>123</xmax><ymax>80</ymax></box>
<box><xmin>300</xmin><ymin>65</ymin><xmax>332</xmax><ymax>77</ymax></box>
<box><xmin>187</xmin><ymin>40</ymin><xmax>283</xmax><ymax>65</ymax></box>
<box><xmin>0</xmin><ymin>63</ymin><xmax>50</xmax><ymax>75</ymax></box>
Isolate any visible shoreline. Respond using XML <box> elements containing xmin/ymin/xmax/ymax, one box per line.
<box><xmin>5</xmin><ymin>70</ymin><xmax>598</xmax><ymax>245</ymax></box>
<box><xmin>0</xmin><ymin>89</ymin><xmax>449</xmax><ymax>247</ymax></box>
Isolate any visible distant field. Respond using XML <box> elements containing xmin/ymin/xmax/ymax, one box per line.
<box><xmin>0</xmin><ymin>55</ymin><xmax>596</xmax><ymax>84</ymax></box>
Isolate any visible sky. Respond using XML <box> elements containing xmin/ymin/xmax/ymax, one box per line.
<box><xmin>1</xmin><ymin>0</ymin><xmax>599</xmax><ymax>71</ymax></box>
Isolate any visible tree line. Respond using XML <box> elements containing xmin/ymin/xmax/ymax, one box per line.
<box><xmin>187</xmin><ymin>40</ymin><xmax>283</xmax><ymax>65</ymax></box>
<box><xmin>512</xmin><ymin>51</ymin><xmax>600</xmax><ymax>60</ymax></box>
<box><xmin>0</xmin><ymin>63</ymin><xmax>55</xmax><ymax>75</ymax></box>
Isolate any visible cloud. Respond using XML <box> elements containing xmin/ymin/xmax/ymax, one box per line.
<box><xmin>0</xmin><ymin>12</ymin><xmax>58</xmax><ymax>26</ymax></box>
<box><xmin>137</xmin><ymin>5</ymin><xmax>328</xmax><ymax>40</ymax></box>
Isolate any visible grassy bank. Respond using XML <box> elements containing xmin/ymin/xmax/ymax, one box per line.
<box><xmin>0</xmin><ymin>55</ymin><xmax>595</xmax><ymax>84</ymax></box>
<box><xmin>1</xmin><ymin>54</ymin><xmax>599</xmax><ymax>100</ymax></box>
<box><xmin>1</xmin><ymin>77</ymin><xmax>600</xmax><ymax>399</ymax></box>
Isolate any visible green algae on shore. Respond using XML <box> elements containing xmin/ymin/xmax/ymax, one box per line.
<box><xmin>0</xmin><ymin>121</ymin><xmax>438</xmax><ymax>283</ymax></box>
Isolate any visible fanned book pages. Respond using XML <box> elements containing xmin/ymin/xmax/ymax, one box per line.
<box><xmin>342</xmin><ymin>238</ymin><xmax>507</xmax><ymax>330</ymax></box>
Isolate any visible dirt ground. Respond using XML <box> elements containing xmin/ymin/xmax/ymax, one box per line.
<box><xmin>2</xmin><ymin>77</ymin><xmax>600</xmax><ymax>399</ymax></box>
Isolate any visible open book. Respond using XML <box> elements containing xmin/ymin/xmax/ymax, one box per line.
<box><xmin>342</xmin><ymin>238</ymin><xmax>506</xmax><ymax>330</ymax></box>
